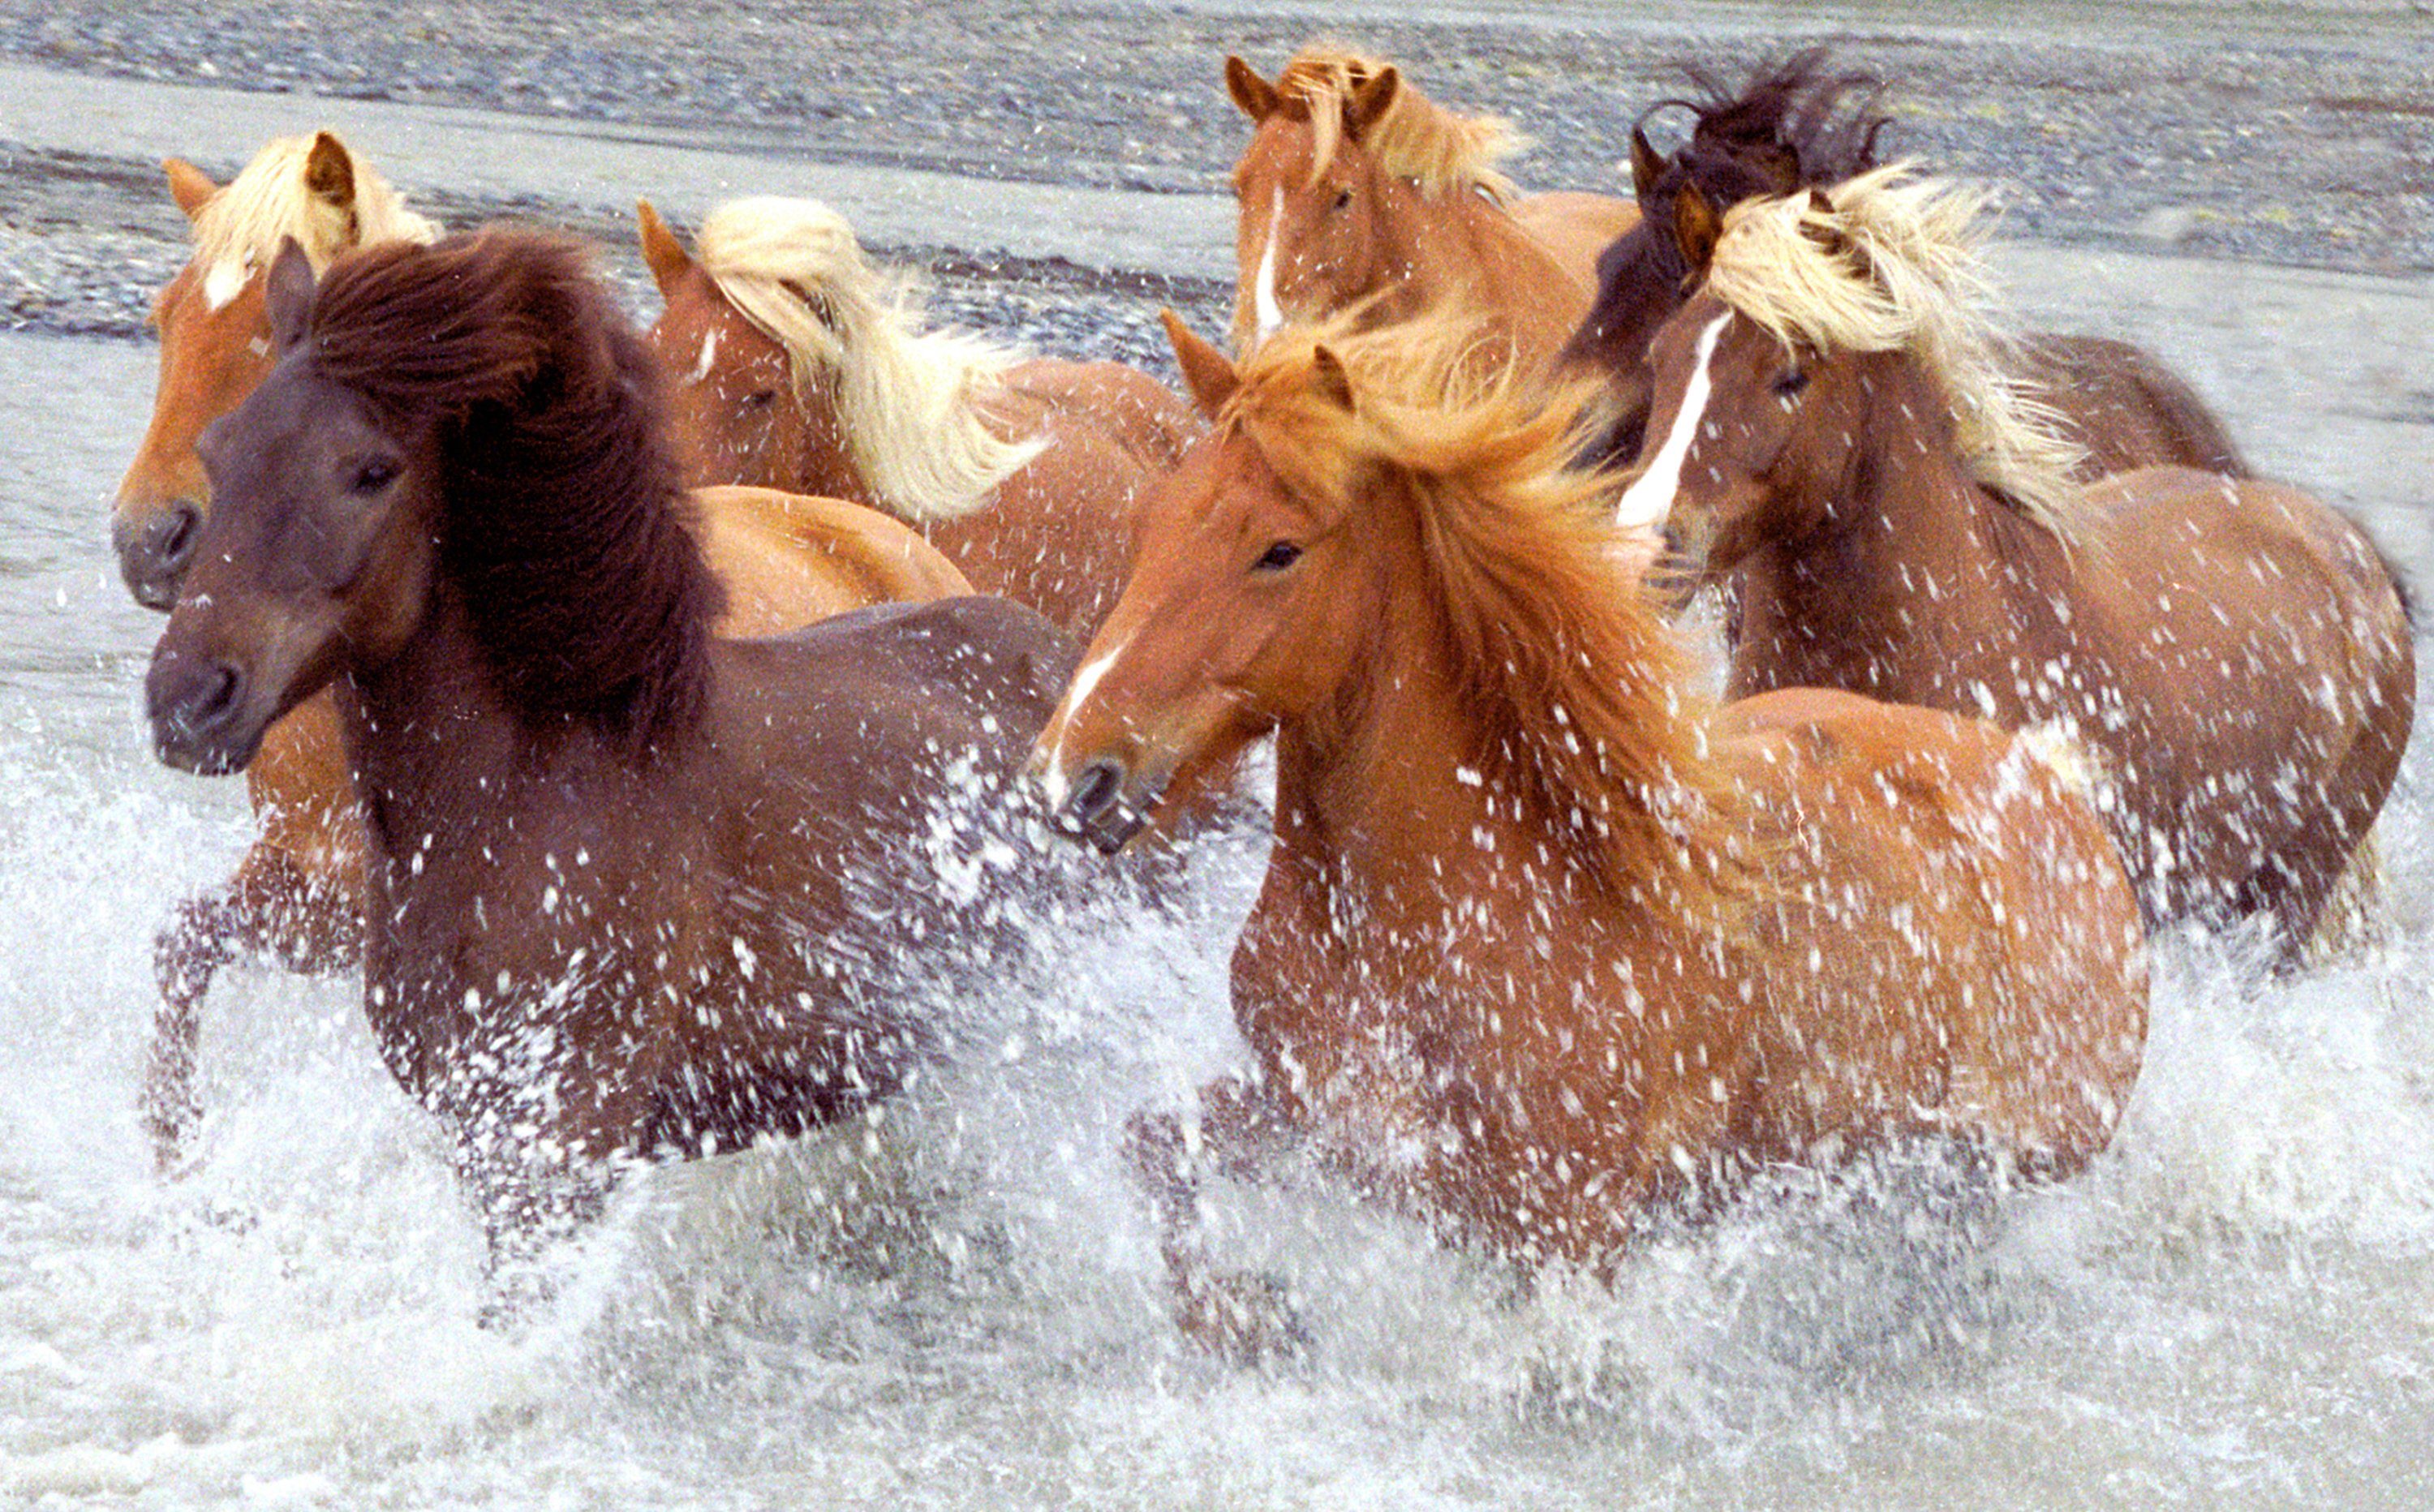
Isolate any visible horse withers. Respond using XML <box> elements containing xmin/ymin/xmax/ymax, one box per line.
<box><xmin>146</xmin><ymin>229</ymin><xmax>1074</xmax><ymax>1279</ymax></box>
<box><xmin>1030</xmin><ymin>310</ymin><xmax>2147</xmax><ymax>1356</ymax></box>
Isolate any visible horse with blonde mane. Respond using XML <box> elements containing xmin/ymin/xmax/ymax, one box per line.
<box><xmin>1561</xmin><ymin>51</ymin><xmax>2248</xmax><ymax>479</ymax></box>
<box><xmin>1031</xmin><ymin>310</ymin><xmax>2147</xmax><ymax>1355</ymax></box>
<box><xmin>639</xmin><ymin>196</ymin><xmax>1200</xmax><ymax>638</ymax></box>
<box><xmin>114</xmin><ymin>135</ymin><xmax>973</xmax><ymax>1173</ymax></box>
<box><xmin>1619</xmin><ymin>165</ymin><xmax>2415</xmax><ymax>960</ymax></box>
<box><xmin>148</xmin><ymin>230</ymin><xmax>1072</xmax><ymax>1274</ymax></box>
<box><xmin>1222</xmin><ymin>45</ymin><xmax>1636</xmax><ymax>374</ymax></box>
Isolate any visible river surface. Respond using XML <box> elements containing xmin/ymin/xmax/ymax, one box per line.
<box><xmin>2</xmin><ymin>328</ymin><xmax>2432</xmax><ymax>1506</ymax></box>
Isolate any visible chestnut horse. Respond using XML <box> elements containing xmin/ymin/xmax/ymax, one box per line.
<box><xmin>639</xmin><ymin>195</ymin><xmax>1200</xmax><ymax>638</ymax></box>
<box><xmin>1223</xmin><ymin>46</ymin><xmax>1637</xmax><ymax>373</ymax></box>
<box><xmin>1562</xmin><ymin>51</ymin><xmax>2248</xmax><ymax>478</ymax></box>
<box><xmin>114</xmin><ymin>138</ymin><xmax>970</xmax><ymax>1173</ymax></box>
<box><xmin>146</xmin><ymin>230</ymin><xmax>1075</xmax><ymax>1272</ymax></box>
<box><xmin>1620</xmin><ymin>168</ymin><xmax>2415</xmax><ymax>958</ymax></box>
<box><xmin>1032</xmin><ymin>311</ymin><xmax>2146</xmax><ymax>1355</ymax></box>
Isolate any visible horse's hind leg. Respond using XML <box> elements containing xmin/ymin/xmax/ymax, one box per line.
<box><xmin>1126</xmin><ymin>1074</ymin><xmax>1309</xmax><ymax>1362</ymax></box>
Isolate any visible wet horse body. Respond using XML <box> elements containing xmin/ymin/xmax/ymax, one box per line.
<box><xmin>1034</xmin><ymin>314</ymin><xmax>2146</xmax><ymax>1349</ymax></box>
<box><xmin>1628</xmin><ymin>171</ymin><xmax>2414</xmax><ymax>951</ymax></box>
<box><xmin>640</xmin><ymin>196</ymin><xmax>1198</xmax><ymax>640</ymax></box>
<box><xmin>114</xmin><ymin>136</ymin><xmax>969</xmax><ymax>1168</ymax></box>
<box><xmin>1562</xmin><ymin>51</ymin><xmax>2246</xmax><ymax>479</ymax></box>
<box><xmin>1223</xmin><ymin>48</ymin><xmax>1636</xmax><ymax>372</ymax></box>
<box><xmin>145</xmin><ymin>231</ymin><xmax>1071</xmax><ymax>1254</ymax></box>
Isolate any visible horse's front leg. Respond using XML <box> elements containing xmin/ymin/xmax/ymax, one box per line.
<box><xmin>1125</xmin><ymin>1073</ymin><xmax>1310</xmax><ymax>1360</ymax></box>
<box><xmin>145</xmin><ymin>891</ymin><xmax>243</xmax><ymax>1172</ymax></box>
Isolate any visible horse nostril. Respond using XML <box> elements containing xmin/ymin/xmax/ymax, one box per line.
<box><xmin>153</xmin><ymin>500</ymin><xmax>203</xmax><ymax>570</ymax></box>
<box><xmin>1063</xmin><ymin>758</ymin><xmax>1125</xmax><ymax>827</ymax></box>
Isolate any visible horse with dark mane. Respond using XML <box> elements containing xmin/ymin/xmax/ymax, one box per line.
<box><xmin>146</xmin><ymin>229</ymin><xmax>1074</xmax><ymax>1271</ymax></box>
<box><xmin>1619</xmin><ymin>168</ymin><xmax>2413</xmax><ymax>959</ymax></box>
<box><xmin>1561</xmin><ymin>49</ymin><xmax>2247</xmax><ymax>478</ymax></box>
<box><xmin>1033</xmin><ymin>309</ymin><xmax>2147</xmax><ymax>1355</ymax></box>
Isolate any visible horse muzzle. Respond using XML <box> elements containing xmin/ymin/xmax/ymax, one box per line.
<box><xmin>145</xmin><ymin>646</ymin><xmax>261</xmax><ymax>776</ymax></box>
<box><xmin>113</xmin><ymin>500</ymin><xmax>205</xmax><ymax>612</ymax></box>
<box><xmin>1037</xmin><ymin>754</ymin><xmax>1162</xmax><ymax>855</ymax></box>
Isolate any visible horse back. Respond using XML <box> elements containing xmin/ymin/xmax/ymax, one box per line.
<box><xmin>692</xmin><ymin>484</ymin><xmax>973</xmax><ymax>631</ymax></box>
<box><xmin>1714</xmin><ymin>686</ymin><xmax>2148</xmax><ymax>1175</ymax></box>
<box><xmin>1000</xmin><ymin>357</ymin><xmax>1200</xmax><ymax>471</ymax></box>
<box><xmin>1512</xmin><ymin>191</ymin><xmax>1639</xmax><ymax>296</ymax></box>
<box><xmin>2019</xmin><ymin>333</ymin><xmax>2248</xmax><ymax>478</ymax></box>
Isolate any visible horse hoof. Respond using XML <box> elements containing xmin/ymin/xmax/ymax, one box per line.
<box><xmin>1176</xmin><ymin>1269</ymin><xmax>1308</xmax><ymax>1364</ymax></box>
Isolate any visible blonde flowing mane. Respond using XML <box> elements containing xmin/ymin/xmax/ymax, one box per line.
<box><xmin>189</xmin><ymin>134</ymin><xmax>438</xmax><ymax>295</ymax></box>
<box><xmin>1277</xmin><ymin>45</ymin><xmax>1524</xmax><ymax>201</ymax></box>
<box><xmin>1228</xmin><ymin>314</ymin><xmax>1748</xmax><ymax>914</ymax></box>
<box><xmin>689</xmin><ymin>197</ymin><xmax>1044</xmax><ymax>522</ymax></box>
<box><xmin>1702</xmin><ymin>164</ymin><xmax>2091</xmax><ymax>536</ymax></box>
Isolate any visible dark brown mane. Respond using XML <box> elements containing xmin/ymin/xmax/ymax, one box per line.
<box><xmin>308</xmin><ymin>229</ymin><xmax>724</xmax><ymax>752</ymax></box>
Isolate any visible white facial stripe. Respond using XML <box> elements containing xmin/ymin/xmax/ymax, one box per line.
<box><xmin>686</xmin><ymin>329</ymin><xmax>720</xmax><ymax>387</ymax></box>
<box><xmin>201</xmin><ymin>258</ymin><xmax>251</xmax><ymax>313</ymax></box>
<box><xmin>1252</xmin><ymin>187</ymin><xmax>1285</xmax><ymax>343</ymax></box>
<box><xmin>1615</xmin><ymin>311</ymin><xmax>1733</xmax><ymax>530</ymax></box>
<box><xmin>1039</xmin><ymin>638</ymin><xmax>1130</xmax><ymax>808</ymax></box>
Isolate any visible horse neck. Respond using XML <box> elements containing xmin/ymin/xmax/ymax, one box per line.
<box><xmin>1731</xmin><ymin>359</ymin><xmax>2058</xmax><ymax>699</ymax></box>
<box><xmin>781</xmin><ymin>380</ymin><xmax>877</xmax><ymax>506</ymax></box>
<box><xmin>1387</xmin><ymin>188</ymin><xmax>1576</xmax><ymax>371</ymax></box>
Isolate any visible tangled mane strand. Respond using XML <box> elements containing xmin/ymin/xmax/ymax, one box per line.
<box><xmin>1701</xmin><ymin>165</ymin><xmax>2091</xmax><ymax>536</ymax></box>
<box><xmin>1653</xmin><ymin>47</ymin><xmax>1892</xmax><ymax>192</ymax></box>
<box><xmin>190</xmin><ymin>133</ymin><xmax>439</xmax><ymax>299</ymax></box>
<box><xmin>689</xmin><ymin>196</ymin><xmax>1046</xmax><ymax>522</ymax></box>
<box><xmin>1228</xmin><ymin>314</ymin><xmax>1750</xmax><ymax>917</ymax></box>
<box><xmin>1276</xmin><ymin>45</ymin><xmax>1525</xmax><ymax>201</ymax></box>
<box><xmin>307</xmin><ymin>229</ymin><xmax>722</xmax><ymax>751</ymax></box>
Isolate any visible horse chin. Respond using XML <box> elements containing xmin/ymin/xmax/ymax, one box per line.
<box><xmin>150</xmin><ymin>707</ymin><xmax>270</xmax><ymax>778</ymax></box>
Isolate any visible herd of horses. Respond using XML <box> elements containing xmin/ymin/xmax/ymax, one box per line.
<box><xmin>107</xmin><ymin>47</ymin><xmax>2415</xmax><ymax>1350</ymax></box>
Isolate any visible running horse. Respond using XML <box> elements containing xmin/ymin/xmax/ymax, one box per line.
<box><xmin>1032</xmin><ymin>311</ymin><xmax>2148</xmax><ymax>1355</ymax></box>
<box><xmin>115</xmin><ymin>135</ymin><xmax>970</xmax><ymax>1171</ymax></box>
<box><xmin>146</xmin><ymin>230</ymin><xmax>1075</xmax><ymax>1270</ymax></box>
<box><xmin>638</xmin><ymin>195</ymin><xmax>1201</xmax><ymax>638</ymax></box>
<box><xmin>1560</xmin><ymin>50</ymin><xmax>2248</xmax><ymax>477</ymax></box>
<box><xmin>1222</xmin><ymin>45</ymin><xmax>1636</xmax><ymax>371</ymax></box>
<box><xmin>1618</xmin><ymin>166</ymin><xmax>2415</xmax><ymax>959</ymax></box>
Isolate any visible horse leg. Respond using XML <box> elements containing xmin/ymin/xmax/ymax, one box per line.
<box><xmin>1125</xmin><ymin>1074</ymin><xmax>1309</xmax><ymax>1361</ymax></box>
<box><xmin>145</xmin><ymin>891</ymin><xmax>243</xmax><ymax>1172</ymax></box>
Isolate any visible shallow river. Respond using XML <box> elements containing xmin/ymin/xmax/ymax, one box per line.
<box><xmin>2</xmin><ymin>329</ymin><xmax>2431</xmax><ymax>1507</ymax></box>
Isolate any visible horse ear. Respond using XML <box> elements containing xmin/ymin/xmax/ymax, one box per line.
<box><xmin>264</xmin><ymin>237</ymin><xmax>316</xmax><ymax>354</ymax></box>
<box><xmin>635</xmin><ymin>199</ymin><xmax>694</xmax><ymax>296</ymax></box>
<box><xmin>303</xmin><ymin>132</ymin><xmax>356</xmax><ymax>213</ymax></box>
<box><xmin>1308</xmin><ymin>343</ymin><xmax>1355</xmax><ymax>413</ymax></box>
<box><xmin>1672</xmin><ymin>182</ymin><xmax>1724</xmax><ymax>274</ymax></box>
<box><xmin>1224</xmin><ymin>55</ymin><xmax>1280</xmax><ymax>122</ymax></box>
<box><xmin>164</xmin><ymin>158</ymin><xmax>219</xmax><ymax>221</ymax></box>
<box><xmin>1628</xmin><ymin>127</ymin><xmax>1664</xmax><ymax>204</ymax></box>
<box><xmin>1161</xmin><ymin>309</ymin><xmax>1238</xmax><ymax>417</ymax></box>
<box><xmin>1346</xmin><ymin>66</ymin><xmax>1400</xmax><ymax>138</ymax></box>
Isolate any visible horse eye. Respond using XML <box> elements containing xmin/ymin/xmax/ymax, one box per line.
<box><xmin>351</xmin><ymin>458</ymin><xmax>398</xmax><ymax>494</ymax></box>
<box><xmin>1255</xmin><ymin>540</ymin><xmax>1304</xmax><ymax>571</ymax></box>
<box><xmin>740</xmin><ymin>388</ymin><xmax>777</xmax><ymax>410</ymax></box>
<box><xmin>1772</xmin><ymin>368</ymin><xmax>1810</xmax><ymax>398</ymax></box>
<box><xmin>1331</xmin><ymin>187</ymin><xmax>1353</xmax><ymax>212</ymax></box>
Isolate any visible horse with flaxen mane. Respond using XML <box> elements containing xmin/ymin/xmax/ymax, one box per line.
<box><xmin>1561</xmin><ymin>50</ymin><xmax>2247</xmax><ymax>479</ymax></box>
<box><xmin>111</xmin><ymin>135</ymin><xmax>970</xmax><ymax>1175</ymax></box>
<box><xmin>1222</xmin><ymin>45</ymin><xmax>1636</xmax><ymax>376</ymax></box>
<box><xmin>639</xmin><ymin>196</ymin><xmax>1200</xmax><ymax>639</ymax></box>
<box><xmin>1031</xmin><ymin>309</ymin><xmax>2146</xmax><ymax>1355</ymax></box>
<box><xmin>145</xmin><ymin>229</ymin><xmax>1074</xmax><ymax>1274</ymax></box>
<box><xmin>1619</xmin><ymin>166</ymin><xmax>2414</xmax><ymax>960</ymax></box>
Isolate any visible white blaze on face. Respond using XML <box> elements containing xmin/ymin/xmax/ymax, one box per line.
<box><xmin>685</xmin><ymin>329</ymin><xmax>720</xmax><ymax>387</ymax></box>
<box><xmin>1615</xmin><ymin>310</ymin><xmax>1734</xmax><ymax>530</ymax></box>
<box><xmin>202</xmin><ymin>257</ymin><xmax>252</xmax><ymax>314</ymax></box>
<box><xmin>1037</xmin><ymin>637</ymin><xmax>1130</xmax><ymax>810</ymax></box>
<box><xmin>1252</xmin><ymin>186</ymin><xmax>1286</xmax><ymax>344</ymax></box>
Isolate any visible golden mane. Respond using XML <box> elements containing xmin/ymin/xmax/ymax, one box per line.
<box><xmin>1276</xmin><ymin>45</ymin><xmax>1524</xmax><ymax>201</ymax></box>
<box><xmin>1701</xmin><ymin>164</ymin><xmax>2092</xmax><ymax>537</ymax></box>
<box><xmin>1226</xmin><ymin>313</ymin><xmax>1750</xmax><ymax>915</ymax></box>
<box><xmin>689</xmin><ymin>196</ymin><xmax>1045</xmax><ymax>522</ymax></box>
<box><xmin>188</xmin><ymin>134</ymin><xmax>438</xmax><ymax>299</ymax></box>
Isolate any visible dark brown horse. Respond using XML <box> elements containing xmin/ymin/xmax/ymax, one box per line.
<box><xmin>1623</xmin><ymin>170</ymin><xmax>2414</xmax><ymax>960</ymax></box>
<box><xmin>1034</xmin><ymin>311</ymin><xmax>2147</xmax><ymax>1355</ymax></box>
<box><xmin>145</xmin><ymin>229</ymin><xmax>1075</xmax><ymax>1272</ymax></box>
<box><xmin>1561</xmin><ymin>50</ymin><xmax>2247</xmax><ymax>479</ymax></box>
